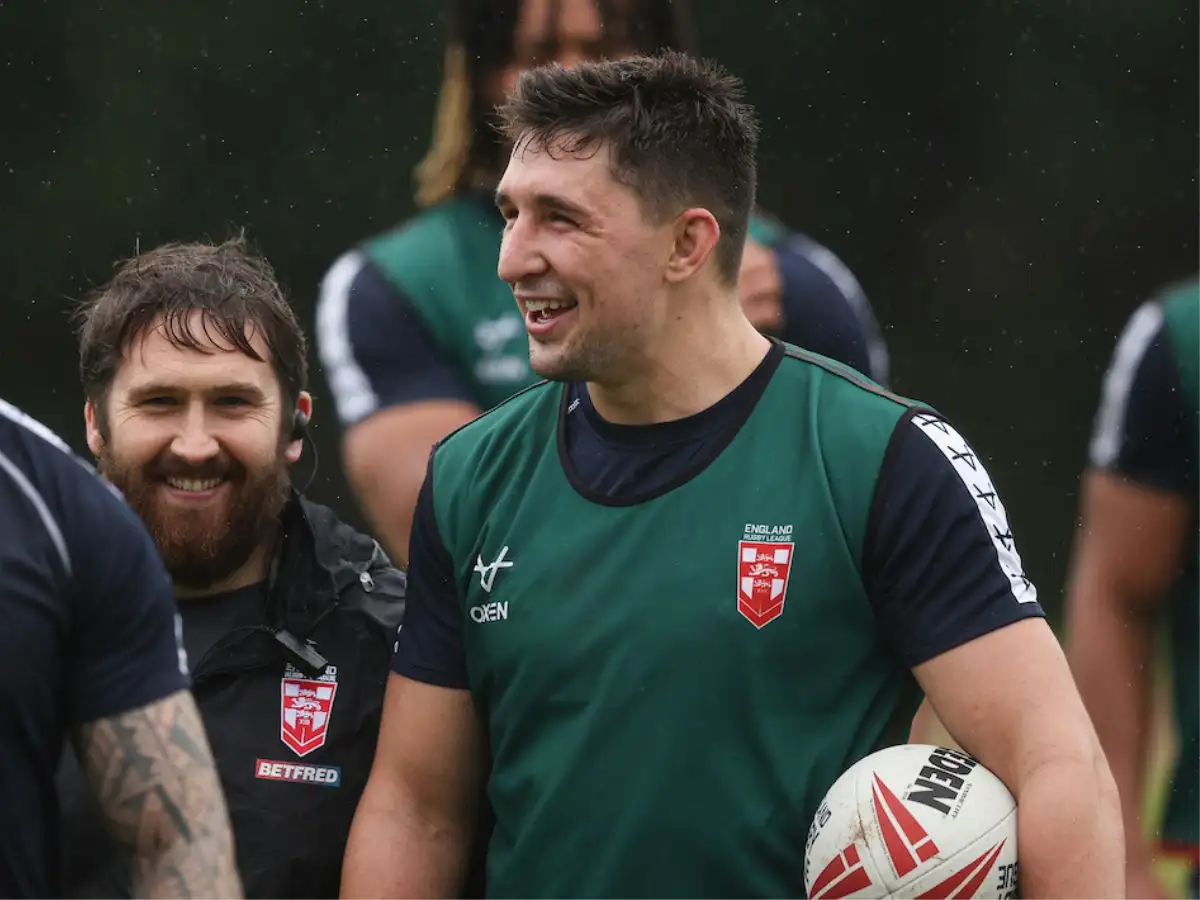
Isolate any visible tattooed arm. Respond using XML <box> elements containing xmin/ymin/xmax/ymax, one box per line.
<box><xmin>71</xmin><ymin>694</ymin><xmax>239</xmax><ymax>896</ymax></box>
<box><xmin>72</xmin><ymin>689</ymin><xmax>241</xmax><ymax>899</ymax></box>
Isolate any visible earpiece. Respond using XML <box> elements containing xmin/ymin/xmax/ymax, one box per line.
<box><xmin>291</xmin><ymin>408</ymin><xmax>310</xmax><ymax>442</ymax></box>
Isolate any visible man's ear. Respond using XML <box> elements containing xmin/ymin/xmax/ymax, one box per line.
<box><xmin>663</xmin><ymin>208</ymin><xmax>721</xmax><ymax>284</ymax></box>
<box><xmin>84</xmin><ymin>400</ymin><xmax>105</xmax><ymax>458</ymax></box>
<box><xmin>284</xmin><ymin>391</ymin><xmax>313</xmax><ymax>464</ymax></box>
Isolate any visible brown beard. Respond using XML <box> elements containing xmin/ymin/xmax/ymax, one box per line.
<box><xmin>99</xmin><ymin>444</ymin><xmax>290</xmax><ymax>592</ymax></box>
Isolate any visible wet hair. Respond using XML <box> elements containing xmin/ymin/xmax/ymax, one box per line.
<box><xmin>498</xmin><ymin>50</ymin><xmax>759</xmax><ymax>282</ymax></box>
<box><xmin>414</xmin><ymin>0</ymin><xmax>697</xmax><ymax>207</ymax></box>
<box><xmin>75</xmin><ymin>234</ymin><xmax>308</xmax><ymax>433</ymax></box>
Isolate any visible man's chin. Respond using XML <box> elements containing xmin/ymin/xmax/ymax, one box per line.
<box><xmin>148</xmin><ymin>496</ymin><xmax>234</xmax><ymax>534</ymax></box>
<box><xmin>166</xmin><ymin>554</ymin><xmax>254</xmax><ymax>595</ymax></box>
<box><xmin>529</xmin><ymin>347</ymin><xmax>586</xmax><ymax>383</ymax></box>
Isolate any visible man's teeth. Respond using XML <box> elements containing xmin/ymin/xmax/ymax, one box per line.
<box><xmin>165</xmin><ymin>476</ymin><xmax>224</xmax><ymax>493</ymax></box>
<box><xmin>524</xmin><ymin>298</ymin><xmax>575</xmax><ymax>313</ymax></box>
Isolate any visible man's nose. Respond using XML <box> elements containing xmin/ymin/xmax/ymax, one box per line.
<box><xmin>168</xmin><ymin>407</ymin><xmax>220</xmax><ymax>465</ymax></box>
<box><xmin>498</xmin><ymin>215</ymin><xmax>549</xmax><ymax>286</ymax></box>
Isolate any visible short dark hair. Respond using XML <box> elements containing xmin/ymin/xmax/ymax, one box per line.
<box><xmin>497</xmin><ymin>50</ymin><xmax>759</xmax><ymax>282</ymax></box>
<box><xmin>75</xmin><ymin>234</ymin><xmax>308</xmax><ymax>429</ymax></box>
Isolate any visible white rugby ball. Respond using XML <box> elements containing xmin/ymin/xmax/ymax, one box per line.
<box><xmin>804</xmin><ymin>744</ymin><xmax>1018</xmax><ymax>899</ymax></box>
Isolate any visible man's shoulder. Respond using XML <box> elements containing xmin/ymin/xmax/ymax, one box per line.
<box><xmin>361</xmin><ymin>196</ymin><xmax>497</xmax><ymax>277</ymax></box>
<box><xmin>1157</xmin><ymin>276</ymin><xmax>1200</xmax><ymax>351</ymax></box>
<box><xmin>772</xmin><ymin>343</ymin><xmax>931</xmax><ymax>482</ymax></box>
<box><xmin>1138</xmin><ymin>277</ymin><xmax>1198</xmax><ymax>415</ymax></box>
<box><xmin>294</xmin><ymin>494</ymin><xmax>402</xmax><ymax>582</ymax></box>
<box><xmin>0</xmin><ymin>399</ymin><xmax>127</xmax><ymax>526</ymax></box>
<box><xmin>747</xmin><ymin>208</ymin><xmax>787</xmax><ymax>245</ymax></box>
<box><xmin>0</xmin><ymin>400</ymin><xmax>159</xmax><ymax>615</ymax></box>
<box><xmin>293</xmin><ymin>495</ymin><xmax>407</xmax><ymax>631</ymax></box>
<box><xmin>434</xmin><ymin>381</ymin><xmax>559</xmax><ymax>465</ymax></box>
<box><xmin>0</xmin><ymin>398</ymin><xmax>96</xmax><ymax>484</ymax></box>
<box><xmin>0</xmin><ymin>397</ymin><xmax>74</xmax><ymax>454</ymax></box>
<box><xmin>776</xmin><ymin>342</ymin><xmax>918</xmax><ymax>415</ymax></box>
<box><xmin>1156</xmin><ymin>275</ymin><xmax>1199</xmax><ymax>315</ymax></box>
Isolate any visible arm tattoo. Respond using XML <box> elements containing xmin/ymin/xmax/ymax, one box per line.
<box><xmin>74</xmin><ymin>689</ymin><xmax>243</xmax><ymax>899</ymax></box>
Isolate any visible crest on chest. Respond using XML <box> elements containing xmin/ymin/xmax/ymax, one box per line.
<box><xmin>279</xmin><ymin>662</ymin><xmax>339</xmax><ymax>757</ymax></box>
<box><xmin>737</xmin><ymin>523</ymin><xmax>795</xmax><ymax>628</ymax></box>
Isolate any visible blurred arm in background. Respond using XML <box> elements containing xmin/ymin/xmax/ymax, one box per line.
<box><xmin>1065</xmin><ymin>284</ymin><xmax>1199</xmax><ymax>900</ymax></box>
<box><xmin>316</xmin><ymin>251</ymin><xmax>481</xmax><ymax>568</ymax></box>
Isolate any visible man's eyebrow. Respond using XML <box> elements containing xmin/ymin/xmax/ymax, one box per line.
<box><xmin>125</xmin><ymin>381</ymin><xmax>268</xmax><ymax>401</ymax></box>
<box><xmin>535</xmin><ymin>193</ymin><xmax>590</xmax><ymax>219</ymax></box>
<box><xmin>494</xmin><ymin>189</ymin><xmax>590</xmax><ymax>220</ymax></box>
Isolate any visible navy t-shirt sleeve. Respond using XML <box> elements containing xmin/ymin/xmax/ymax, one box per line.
<box><xmin>392</xmin><ymin>455</ymin><xmax>469</xmax><ymax>689</ymax></box>
<box><xmin>62</xmin><ymin>460</ymin><xmax>190</xmax><ymax>726</ymax></box>
<box><xmin>315</xmin><ymin>250</ymin><xmax>477</xmax><ymax>428</ymax></box>
<box><xmin>1087</xmin><ymin>301</ymin><xmax>1194</xmax><ymax>495</ymax></box>
<box><xmin>772</xmin><ymin>234</ymin><xmax>891</xmax><ymax>386</ymax></box>
<box><xmin>863</xmin><ymin>411</ymin><xmax>1045</xmax><ymax>669</ymax></box>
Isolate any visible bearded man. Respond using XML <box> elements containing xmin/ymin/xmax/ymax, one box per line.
<box><xmin>56</xmin><ymin>236</ymin><xmax>408</xmax><ymax>899</ymax></box>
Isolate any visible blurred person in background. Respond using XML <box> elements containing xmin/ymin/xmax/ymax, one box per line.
<box><xmin>315</xmin><ymin>0</ymin><xmax>889</xmax><ymax>567</ymax></box>
<box><xmin>1065</xmin><ymin>277</ymin><xmax>1199</xmax><ymax>900</ymax></box>
<box><xmin>55</xmin><ymin>236</ymin><xmax>408</xmax><ymax>899</ymax></box>
<box><xmin>0</xmin><ymin>396</ymin><xmax>241</xmax><ymax>899</ymax></box>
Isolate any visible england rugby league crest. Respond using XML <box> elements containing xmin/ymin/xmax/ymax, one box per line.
<box><xmin>737</xmin><ymin>527</ymin><xmax>795</xmax><ymax>628</ymax></box>
<box><xmin>280</xmin><ymin>663</ymin><xmax>338</xmax><ymax>757</ymax></box>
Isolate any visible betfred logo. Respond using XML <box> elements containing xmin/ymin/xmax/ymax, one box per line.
<box><xmin>736</xmin><ymin>524</ymin><xmax>794</xmax><ymax>628</ymax></box>
<box><xmin>254</xmin><ymin>758</ymin><xmax>342</xmax><ymax>787</ymax></box>
<box><xmin>280</xmin><ymin>664</ymin><xmax>338</xmax><ymax>757</ymax></box>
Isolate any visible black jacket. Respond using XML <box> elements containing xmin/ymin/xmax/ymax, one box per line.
<box><xmin>56</xmin><ymin>493</ymin><xmax>406</xmax><ymax>898</ymax></box>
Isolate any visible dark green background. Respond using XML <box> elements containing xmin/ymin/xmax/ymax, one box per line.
<box><xmin>1</xmin><ymin>0</ymin><xmax>1196</xmax><ymax>621</ymax></box>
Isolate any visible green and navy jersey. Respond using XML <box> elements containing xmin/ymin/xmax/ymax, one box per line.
<box><xmin>316</xmin><ymin>192</ymin><xmax>889</xmax><ymax>429</ymax></box>
<box><xmin>1088</xmin><ymin>277</ymin><xmax>1199</xmax><ymax>848</ymax></box>
<box><xmin>393</xmin><ymin>340</ymin><xmax>1043</xmax><ymax>898</ymax></box>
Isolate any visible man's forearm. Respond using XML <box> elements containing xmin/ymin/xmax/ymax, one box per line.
<box><xmin>78</xmin><ymin>692</ymin><xmax>242</xmax><ymax>899</ymax></box>
<box><xmin>1015</xmin><ymin>754</ymin><xmax>1124</xmax><ymax>898</ymax></box>
<box><xmin>1066</xmin><ymin>587</ymin><xmax>1156</xmax><ymax>863</ymax></box>
<box><xmin>341</xmin><ymin>800</ymin><xmax>471</xmax><ymax>898</ymax></box>
<box><xmin>350</xmin><ymin>481</ymin><xmax>417</xmax><ymax>569</ymax></box>
<box><xmin>134</xmin><ymin>827</ymin><xmax>242</xmax><ymax>900</ymax></box>
<box><xmin>908</xmin><ymin>698</ymin><xmax>946</xmax><ymax>745</ymax></box>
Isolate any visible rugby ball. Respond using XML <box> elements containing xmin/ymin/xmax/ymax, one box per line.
<box><xmin>804</xmin><ymin>744</ymin><xmax>1018</xmax><ymax>899</ymax></box>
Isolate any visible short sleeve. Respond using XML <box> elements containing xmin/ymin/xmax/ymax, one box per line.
<box><xmin>773</xmin><ymin>233</ymin><xmax>890</xmax><ymax>385</ymax></box>
<box><xmin>64</xmin><ymin>464</ymin><xmax>190</xmax><ymax>726</ymax></box>
<box><xmin>392</xmin><ymin>455</ymin><xmax>469</xmax><ymax>689</ymax></box>
<box><xmin>863</xmin><ymin>411</ymin><xmax>1045</xmax><ymax>668</ymax></box>
<box><xmin>315</xmin><ymin>250</ymin><xmax>477</xmax><ymax>428</ymax></box>
<box><xmin>1087</xmin><ymin>301</ymin><xmax>1194</xmax><ymax>495</ymax></box>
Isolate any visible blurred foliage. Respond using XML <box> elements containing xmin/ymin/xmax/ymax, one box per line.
<box><xmin>0</xmin><ymin>0</ymin><xmax>1195</xmax><ymax>621</ymax></box>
